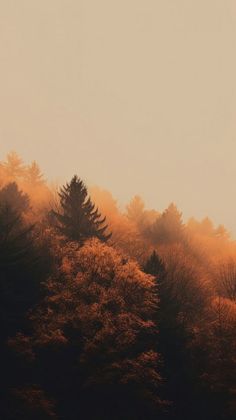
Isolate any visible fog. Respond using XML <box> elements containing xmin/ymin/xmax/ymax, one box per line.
<box><xmin>1</xmin><ymin>1</ymin><xmax>236</xmax><ymax>234</ymax></box>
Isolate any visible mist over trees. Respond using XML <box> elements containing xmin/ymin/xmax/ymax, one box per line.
<box><xmin>1</xmin><ymin>152</ymin><xmax>236</xmax><ymax>420</ymax></box>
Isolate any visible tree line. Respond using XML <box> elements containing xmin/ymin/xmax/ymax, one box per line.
<box><xmin>0</xmin><ymin>152</ymin><xmax>236</xmax><ymax>420</ymax></box>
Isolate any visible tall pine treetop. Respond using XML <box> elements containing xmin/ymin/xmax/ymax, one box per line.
<box><xmin>52</xmin><ymin>175</ymin><xmax>111</xmax><ymax>244</ymax></box>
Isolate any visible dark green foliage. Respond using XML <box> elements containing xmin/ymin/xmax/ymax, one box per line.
<box><xmin>52</xmin><ymin>175</ymin><xmax>111</xmax><ymax>243</ymax></box>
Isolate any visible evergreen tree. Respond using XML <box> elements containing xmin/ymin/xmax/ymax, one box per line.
<box><xmin>149</xmin><ymin>203</ymin><xmax>185</xmax><ymax>245</ymax></box>
<box><xmin>144</xmin><ymin>247</ymin><xmax>212</xmax><ymax>420</ymax></box>
<box><xmin>0</xmin><ymin>182</ymin><xmax>53</xmax><ymax>420</ymax></box>
<box><xmin>3</xmin><ymin>151</ymin><xmax>25</xmax><ymax>180</ymax></box>
<box><xmin>144</xmin><ymin>250</ymin><xmax>166</xmax><ymax>280</ymax></box>
<box><xmin>52</xmin><ymin>175</ymin><xmax>111</xmax><ymax>244</ymax></box>
<box><xmin>25</xmin><ymin>161</ymin><xmax>45</xmax><ymax>186</ymax></box>
<box><xmin>126</xmin><ymin>195</ymin><xmax>145</xmax><ymax>225</ymax></box>
<box><xmin>0</xmin><ymin>183</ymin><xmax>50</xmax><ymax>340</ymax></box>
<box><xmin>0</xmin><ymin>182</ymin><xmax>29</xmax><ymax>214</ymax></box>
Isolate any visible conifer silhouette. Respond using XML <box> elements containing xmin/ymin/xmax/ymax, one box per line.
<box><xmin>52</xmin><ymin>175</ymin><xmax>111</xmax><ymax>243</ymax></box>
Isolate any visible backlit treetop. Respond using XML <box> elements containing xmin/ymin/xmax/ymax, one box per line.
<box><xmin>52</xmin><ymin>175</ymin><xmax>111</xmax><ymax>244</ymax></box>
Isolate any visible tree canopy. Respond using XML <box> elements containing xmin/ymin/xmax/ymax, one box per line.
<box><xmin>52</xmin><ymin>175</ymin><xmax>111</xmax><ymax>244</ymax></box>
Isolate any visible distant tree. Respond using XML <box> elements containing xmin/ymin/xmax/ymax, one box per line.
<box><xmin>126</xmin><ymin>196</ymin><xmax>160</xmax><ymax>238</ymax></box>
<box><xmin>214</xmin><ymin>224</ymin><xmax>229</xmax><ymax>239</ymax></box>
<box><xmin>25</xmin><ymin>161</ymin><xmax>45</xmax><ymax>186</ymax></box>
<box><xmin>89</xmin><ymin>186</ymin><xmax>119</xmax><ymax>219</ymax></box>
<box><xmin>3</xmin><ymin>151</ymin><xmax>25</xmax><ymax>180</ymax></box>
<box><xmin>0</xmin><ymin>182</ymin><xmax>29</xmax><ymax>215</ymax></box>
<box><xmin>52</xmin><ymin>175</ymin><xmax>111</xmax><ymax>244</ymax></box>
<box><xmin>149</xmin><ymin>203</ymin><xmax>185</xmax><ymax>245</ymax></box>
<box><xmin>187</xmin><ymin>217</ymin><xmax>227</xmax><ymax>239</ymax></box>
<box><xmin>199</xmin><ymin>217</ymin><xmax>215</xmax><ymax>236</ymax></box>
<box><xmin>126</xmin><ymin>195</ymin><xmax>145</xmax><ymax>225</ymax></box>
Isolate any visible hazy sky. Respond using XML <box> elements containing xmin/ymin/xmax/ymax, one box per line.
<box><xmin>1</xmin><ymin>1</ymin><xmax>236</xmax><ymax>234</ymax></box>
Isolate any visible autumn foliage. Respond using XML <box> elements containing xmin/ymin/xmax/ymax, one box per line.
<box><xmin>1</xmin><ymin>152</ymin><xmax>236</xmax><ymax>420</ymax></box>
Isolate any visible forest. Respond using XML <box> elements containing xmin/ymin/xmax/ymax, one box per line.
<box><xmin>0</xmin><ymin>151</ymin><xmax>236</xmax><ymax>420</ymax></box>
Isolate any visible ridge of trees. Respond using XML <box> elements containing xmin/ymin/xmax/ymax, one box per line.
<box><xmin>0</xmin><ymin>152</ymin><xmax>236</xmax><ymax>420</ymax></box>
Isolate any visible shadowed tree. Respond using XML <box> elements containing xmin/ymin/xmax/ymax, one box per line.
<box><xmin>0</xmin><ymin>183</ymin><xmax>52</xmax><ymax>420</ymax></box>
<box><xmin>144</xmin><ymin>250</ymin><xmax>166</xmax><ymax>280</ymax></box>
<box><xmin>0</xmin><ymin>182</ymin><xmax>29</xmax><ymax>215</ymax></box>
<box><xmin>144</xmin><ymin>246</ymin><xmax>212</xmax><ymax>420</ymax></box>
<box><xmin>52</xmin><ymin>175</ymin><xmax>111</xmax><ymax>244</ymax></box>
<box><xmin>192</xmin><ymin>297</ymin><xmax>236</xmax><ymax>420</ymax></box>
<box><xmin>0</xmin><ymin>183</ymin><xmax>43</xmax><ymax>339</ymax></box>
<box><xmin>0</xmin><ymin>183</ymin><xmax>52</xmax><ymax>344</ymax></box>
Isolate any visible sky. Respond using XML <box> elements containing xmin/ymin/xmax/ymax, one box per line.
<box><xmin>1</xmin><ymin>1</ymin><xmax>236</xmax><ymax>234</ymax></box>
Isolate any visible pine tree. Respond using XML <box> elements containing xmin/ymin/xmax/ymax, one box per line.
<box><xmin>52</xmin><ymin>175</ymin><xmax>111</xmax><ymax>243</ymax></box>
<box><xmin>25</xmin><ymin>161</ymin><xmax>45</xmax><ymax>186</ymax></box>
<box><xmin>144</xmin><ymin>250</ymin><xmax>166</xmax><ymax>279</ymax></box>
<box><xmin>0</xmin><ymin>184</ymin><xmax>52</xmax><ymax>420</ymax></box>
<box><xmin>0</xmin><ymin>185</ymin><xmax>38</xmax><ymax>339</ymax></box>
<box><xmin>3</xmin><ymin>151</ymin><xmax>25</xmax><ymax>179</ymax></box>
<box><xmin>0</xmin><ymin>182</ymin><xmax>29</xmax><ymax>214</ymax></box>
<box><xmin>149</xmin><ymin>203</ymin><xmax>184</xmax><ymax>245</ymax></box>
<box><xmin>126</xmin><ymin>195</ymin><xmax>145</xmax><ymax>224</ymax></box>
